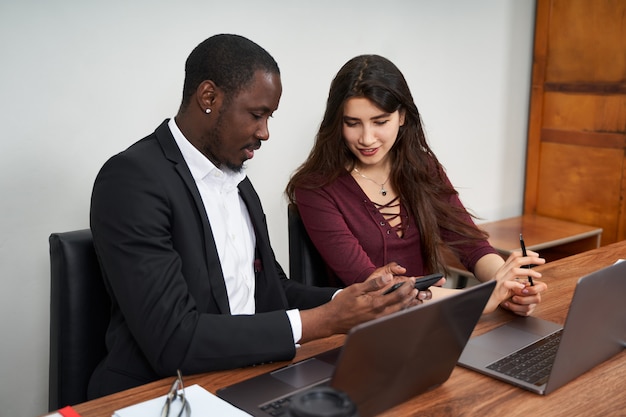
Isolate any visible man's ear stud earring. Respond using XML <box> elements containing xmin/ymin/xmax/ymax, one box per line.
<box><xmin>205</xmin><ymin>108</ymin><xmax>212</xmax><ymax>114</ymax></box>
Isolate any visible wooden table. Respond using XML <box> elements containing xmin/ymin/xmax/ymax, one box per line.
<box><xmin>60</xmin><ymin>240</ymin><xmax>626</xmax><ymax>417</ymax></box>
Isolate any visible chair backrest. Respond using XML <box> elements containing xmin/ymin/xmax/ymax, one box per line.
<box><xmin>49</xmin><ymin>229</ymin><xmax>110</xmax><ymax>411</ymax></box>
<box><xmin>288</xmin><ymin>203</ymin><xmax>338</xmax><ymax>287</ymax></box>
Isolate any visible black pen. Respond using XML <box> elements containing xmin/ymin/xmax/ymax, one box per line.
<box><xmin>519</xmin><ymin>233</ymin><xmax>534</xmax><ymax>286</ymax></box>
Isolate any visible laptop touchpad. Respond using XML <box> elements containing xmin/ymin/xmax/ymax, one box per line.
<box><xmin>271</xmin><ymin>358</ymin><xmax>334</xmax><ymax>388</ymax></box>
<box><xmin>471</xmin><ymin>325</ymin><xmax>542</xmax><ymax>355</ymax></box>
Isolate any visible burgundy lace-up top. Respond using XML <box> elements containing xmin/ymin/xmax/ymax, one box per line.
<box><xmin>294</xmin><ymin>171</ymin><xmax>496</xmax><ymax>286</ymax></box>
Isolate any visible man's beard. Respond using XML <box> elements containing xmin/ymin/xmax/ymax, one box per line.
<box><xmin>200</xmin><ymin>121</ymin><xmax>245</xmax><ymax>173</ymax></box>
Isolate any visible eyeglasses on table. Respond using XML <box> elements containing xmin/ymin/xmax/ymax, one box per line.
<box><xmin>160</xmin><ymin>369</ymin><xmax>191</xmax><ymax>417</ymax></box>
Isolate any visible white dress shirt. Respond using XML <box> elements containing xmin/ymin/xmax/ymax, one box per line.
<box><xmin>168</xmin><ymin>119</ymin><xmax>302</xmax><ymax>342</ymax></box>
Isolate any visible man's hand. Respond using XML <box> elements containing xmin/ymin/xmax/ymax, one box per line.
<box><xmin>299</xmin><ymin>270</ymin><xmax>419</xmax><ymax>343</ymax></box>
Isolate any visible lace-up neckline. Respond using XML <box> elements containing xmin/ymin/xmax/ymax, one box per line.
<box><xmin>372</xmin><ymin>196</ymin><xmax>407</xmax><ymax>238</ymax></box>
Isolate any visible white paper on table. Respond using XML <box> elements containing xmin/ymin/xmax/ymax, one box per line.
<box><xmin>112</xmin><ymin>384</ymin><xmax>251</xmax><ymax>417</ymax></box>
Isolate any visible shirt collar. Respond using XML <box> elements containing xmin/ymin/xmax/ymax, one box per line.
<box><xmin>168</xmin><ymin>118</ymin><xmax>246</xmax><ymax>189</ymax></box>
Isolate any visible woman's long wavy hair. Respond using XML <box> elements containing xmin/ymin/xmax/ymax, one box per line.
<box><xmin>286</xmin><ymin>55</ymin><xmax>487</xmax><ymax>273</ymax></box>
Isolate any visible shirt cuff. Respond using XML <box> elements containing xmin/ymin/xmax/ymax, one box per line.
<box><xmin>286</xmin><ymin>309</ymin><xmax>302</xmax><ymax>344</ymax></box>
<box><xmin>287</xmin><ymin>290</ymin><xmax>341</xmax><ymax>345</ymax></box>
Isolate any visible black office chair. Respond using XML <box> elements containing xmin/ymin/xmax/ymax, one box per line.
<box><xmin>288</xmin><ymin>203</ymin><xmax>339</xmax><ymax>287</ymax></box>
<box><xmin>48</xmin><ymin>229</ymin><xmax>110</xmax><ymax>411</ymax></box>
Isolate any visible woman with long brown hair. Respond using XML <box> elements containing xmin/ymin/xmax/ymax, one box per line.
<box><xmin>286</xmin><ymin>55</ymin><xmax>546</xmax><ymax>315</ymax></box>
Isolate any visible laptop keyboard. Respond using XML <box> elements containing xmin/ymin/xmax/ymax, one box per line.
<box><xmin>260</xmin><ymin>397</ymin><xmax>292</xmax><ymax>416</ymax></box>
<box><xmin>486</xmin><ymin>329</ymin><xmax>563</xmax><ymax>386</ymax></box>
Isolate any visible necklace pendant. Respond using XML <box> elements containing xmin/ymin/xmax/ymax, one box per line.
<box><xmin>381</xmin><ymin>188</ymin><xmax>387</xmax><ymax>196</ymax></box>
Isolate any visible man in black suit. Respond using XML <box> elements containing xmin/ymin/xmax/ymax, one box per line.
<box><xmin>88</xmin><ymin>34</ymin><xmax>421</xmax><ymax>398</ymax></box>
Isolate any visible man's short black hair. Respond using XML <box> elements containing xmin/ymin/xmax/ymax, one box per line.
<box><xmin>181</xmin><ymin>34</ymin><xmax>280</xmax><ymax>109</ymax></box>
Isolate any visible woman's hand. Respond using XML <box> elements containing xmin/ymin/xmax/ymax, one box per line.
<box><xmin>481</xmin><ymin>251</ymin><xmax>547</xmax><ymax>316</ymax></box>
<box><xmin>500</xmin><ymin>279</ymin><xmax>547</xmax><ymax>316</ymax></box>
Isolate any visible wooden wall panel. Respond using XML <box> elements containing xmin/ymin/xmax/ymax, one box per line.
<box><xmin>546</xmin><ymin>0</ymin><xmax>626</xmax><ymax>83</ymax></box>
<box><xmin>525</xmin><ymin>0</ymin><xmax>626</xmax><ymax>246</ymax></box>
<box><xmin>536</xmin><ymin>142</ymin><xmax>623</xmax><ymax>244</ymax></box>
<box><xmin>542</xmin><ymin>93</ymin><xmax>626</xmax><ymax>132</ymax></box>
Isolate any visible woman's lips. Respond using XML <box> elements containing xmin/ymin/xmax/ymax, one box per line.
<box><xmin>359</xmin><ymin>147</ymin><xmax>378</xmax><ymax>157</ymax></box>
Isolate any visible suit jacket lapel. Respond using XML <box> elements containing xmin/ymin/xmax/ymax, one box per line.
<box><xmin>154</xmin><ymin>120</ymin><xmax>231</xmax><ymax>314</ymax></box>
<box><xmin>238</xmin><ymin>178</ymin><xmax>288</xmax><ymax>311</ymax></box>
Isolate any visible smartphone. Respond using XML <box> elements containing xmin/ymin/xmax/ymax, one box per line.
<box><xmin>383</xmin><ymin>272</ymin><xmax>444</xmax><ymax>295</ymax></box>
<box><xmin>414</xmin><ymin>273</ymin><xmax>444</xmax><ymax>291</ymax></box>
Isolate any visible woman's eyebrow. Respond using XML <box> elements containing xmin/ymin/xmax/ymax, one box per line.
<box><xmin>343</xmin><ymin>112</ymin><xmax>391</xmax><ymax>121</ymax></box>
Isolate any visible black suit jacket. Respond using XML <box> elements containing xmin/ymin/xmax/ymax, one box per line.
<box><xmin>88</xmin><ymin>120</ymin><xmax>336</xmax><ymax>398</ymax></box>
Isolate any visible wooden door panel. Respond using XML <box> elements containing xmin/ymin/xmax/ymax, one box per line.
<box><xmin>525</xmin><ymin>0</ymin><xmax>625</xmax><ymax>246</ymax></box>
<box><xmin>542</xmin><ymin>92</ymin><xmax>626</xmax><ymax>132</ymax></box>
<box><xmin>536</xmin><ymin>142</ymin><xmax>623</xmax><ymax>244</ymax></box>
<box><xmin>546</xmin><ymin>0</ymin><xmax>626</xmax><ymax>83</ymax></box>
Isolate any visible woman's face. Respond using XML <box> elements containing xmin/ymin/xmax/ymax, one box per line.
<box><xmin>342</xmin><ymin>97</ymin><xmax>405</xmax><ymax>168</ymax></box>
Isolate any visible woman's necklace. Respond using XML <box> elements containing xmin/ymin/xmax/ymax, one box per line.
<box><xmin>353</xmin><ymin>167</ymin><xmax>390</xmax><ymax>196</ymax></box>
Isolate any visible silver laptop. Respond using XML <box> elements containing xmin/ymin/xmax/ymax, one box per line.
<box><xmin>458</xmin><ymin>260</ymin><xmax>626</xmax><ymax>395</ymax></box>
<box><xmin>218</xmin><ymin>280</ymin><xmax>496</xmax><ymax>417</ymax></box>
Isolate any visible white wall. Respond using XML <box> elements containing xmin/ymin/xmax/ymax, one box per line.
<box><xmin>0</xmin><ymin>1</ymin><xmax>535</xmax><ymax>415</ymax></box>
